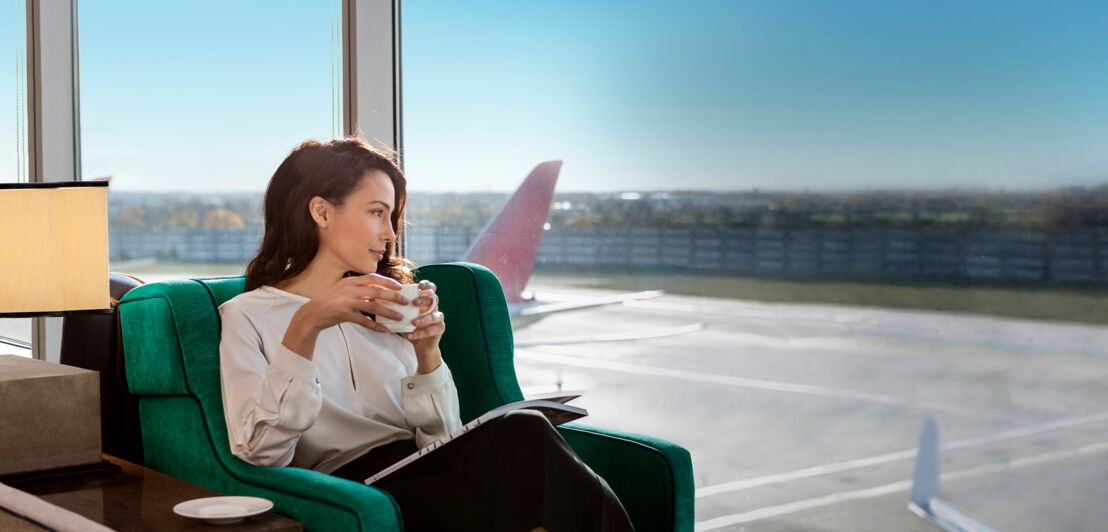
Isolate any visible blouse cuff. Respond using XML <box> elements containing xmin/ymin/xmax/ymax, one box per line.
<box><xmin>401</xmin><ymin>361</ymin><xmax>450</xmax><ymax>395</ymax></box>
<box><xmin>272</xmin><ymin>343</ymin><xmax>320</xmax><ymax>382</ymax></box>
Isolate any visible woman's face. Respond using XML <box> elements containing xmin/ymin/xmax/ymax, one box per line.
<box><xmin>317</xmin><ymin>169</ymin><xmax>397</xmax><ymax>274</ymax></box>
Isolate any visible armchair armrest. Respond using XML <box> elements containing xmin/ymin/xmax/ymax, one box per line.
<box><xmin>559</xmin><ymin>423</ymin><xmax>694</xmax><ymax>532</ymax></box>
<box><xmin>138</xmin><ymin>393</ymin><xmax>402</xmax><ymax>532</ymax></box>
<box><xmin>224</xmin><ymin>464</ymin><xmax>401</xmax><ymax>532</ymax></box>
<box><xmin>415</xmin><ymin>263</ymin><xmax>526</xmax><ymax>419</ymax></box>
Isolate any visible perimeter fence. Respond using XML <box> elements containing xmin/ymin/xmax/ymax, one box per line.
<box><xmin>407</xmin><ymin>226</ymin><xmax>1108</xmax><ymax>284</ymax></box>
<box><xmin>109</xmin><ymin>226</ymin><xmax>1108</xmax><ymax>284</ymax></box>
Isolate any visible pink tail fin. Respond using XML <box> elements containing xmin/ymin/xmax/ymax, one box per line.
<box><xmin>464</xmin><ymin>161</ymin><xmax>562</xmax><ymax>304</ymax></box>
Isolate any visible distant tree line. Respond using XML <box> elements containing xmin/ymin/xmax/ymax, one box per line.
<box><xmin>110</xmin><ymin>192</ymin><xmax>262</xmax><ymax>229</ymax></box>
<box><xmin>540</xmin><ymin>187</ymin><xmax>1108</xmax><ymax>233</ymax></box>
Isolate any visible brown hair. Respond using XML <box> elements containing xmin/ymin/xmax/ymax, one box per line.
<box><xmin>245</xmin><ymin>137</ymin><xmax>413</xmax><ymax>292</ymax></box>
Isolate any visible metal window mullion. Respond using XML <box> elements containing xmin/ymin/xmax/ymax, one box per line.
<box><xmin>343</xmin><ymin>0</ymin><xmax>404</xmax><ymax>256</ymax></box>
<box><xmin>26</xmin><ymin>0</ymin><xmax>82</xmax><ymax>362</ymax></box>
<box><xmin>393</xmin><ymin>0</ymin><xmax>403</xmax><ymax>168</ymax></box>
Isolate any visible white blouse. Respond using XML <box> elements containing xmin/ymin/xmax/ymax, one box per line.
<box><xmin>218</xmin><ymin>285</ymin><xmax>462</xmax><ymax>474</ymax></box>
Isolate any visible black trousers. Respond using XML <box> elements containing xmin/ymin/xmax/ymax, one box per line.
<box><xmin>332</xmin><ymin>410</ymin><xmax>634</xmax><ymax>532</ymax></box>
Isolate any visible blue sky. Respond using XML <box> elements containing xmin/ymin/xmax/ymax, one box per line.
<box><xmin>4</xmin><ymin>1</ymin><xmax>1108</xmax><ymax>192</ymax></box>
<box><xmin>1</xmin><ymin>0</ymin><xmax>26</xmax><ymax>183</ymax></box>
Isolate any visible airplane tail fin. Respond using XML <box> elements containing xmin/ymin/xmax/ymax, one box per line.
<box><xmin>910</xmin><ymin>416</ymin><xmax>940</xmax><ymax>510</ymax></box>
<box><xmin>464</xmin><ymin>161</ymin><xmax>562</xmax><ymax>304</ymax></box>
<box><xmin>909</xmin><ymin>417</ymin><xmax>1000</xmax><ymax>532</ymax></box>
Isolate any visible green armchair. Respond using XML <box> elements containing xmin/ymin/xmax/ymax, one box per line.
<box><xmin>118</xmin><ymin>262</ymin><xmax>694</xmax><ymax>531</ymax></box>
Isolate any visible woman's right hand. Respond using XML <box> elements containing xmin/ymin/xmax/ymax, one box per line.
<box><xmin>282</xmin><ymin>273</ymin><xmax>409</xmax><ymax>359</ymax></box>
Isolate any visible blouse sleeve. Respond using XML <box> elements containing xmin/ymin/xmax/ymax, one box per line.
<box><xmin>401</xmin><ymin>362</ymin><xmax>463</xmax><ymax>448</ymax></box>
<box><xmin>219</xmin><ymin>302</ymin><xmax>324</xmax><ymax>467</ymax></box>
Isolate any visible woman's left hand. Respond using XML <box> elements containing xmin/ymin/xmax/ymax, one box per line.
<box><xmin>404</xmin><ymin>280</ymin><xmax>445</xmax><ymax>373</ymax></box>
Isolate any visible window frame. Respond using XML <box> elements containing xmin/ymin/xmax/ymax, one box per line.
<box><xmin>18</xmin><ymin>0</ymin><xmax>403</xmax><ymax>360</ymax></box>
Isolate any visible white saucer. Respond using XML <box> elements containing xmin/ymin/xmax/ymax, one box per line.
<box><xmin>173</xmin><ymin>496</ymin><xmax>274</xmax><ymax>524</ymax></box>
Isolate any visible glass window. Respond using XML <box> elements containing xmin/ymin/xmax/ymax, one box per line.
<box><xmin>1</xmin><ymin>0</ymin><xmax>30</xmax><ymax>351</ymax></box>
<box><xmin>79</xmin><ymin>0</ymin><xmax>342</xmax><ymax>283</ymax></box>
<box><xmin>404</xmin><ymin>1</ymin><xmax>1108</xmax><ymax>529</ymax></box>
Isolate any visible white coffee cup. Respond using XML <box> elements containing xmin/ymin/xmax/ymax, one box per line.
<box><xmin>375</xmin><ymin>284</ymin><xmax>428</xmax><ymax>333</ymax></box>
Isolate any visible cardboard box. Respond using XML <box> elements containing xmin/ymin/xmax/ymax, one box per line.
<box><xmin>0</xmin><ymin>355</ymin><xmax>101</xmax><ymax>475</ymax></box>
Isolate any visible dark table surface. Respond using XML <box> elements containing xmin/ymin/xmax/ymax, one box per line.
<box><xmin>14</xmin><ymin>454</ymin><xmax>301</xmax><ymax>531</ymax></box>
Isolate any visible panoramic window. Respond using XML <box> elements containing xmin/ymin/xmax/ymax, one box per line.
<box><xmin>79</xmin><ymin>0</ymin><xmax>342</xmax><ymax>283</ymax></box>
<box><xmin>1</xmin><ymin>0</ymin><xmax>30</xmax><ymax>350</ymax></box>
<box><xmin>404</xmin><ymin>1</ymin><xmax>1108</xmax><ymax>530</ymax></box>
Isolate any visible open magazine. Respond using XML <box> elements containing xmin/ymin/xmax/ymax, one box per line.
<box><xmin>364</xmin><ymin>393</ymin><xmax>586</xmax><ymax>485</ymax></box>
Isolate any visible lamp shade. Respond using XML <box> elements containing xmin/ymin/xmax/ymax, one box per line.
<box><xmin>0</xmin><ymin>182</ymin><xmax>111</xmax><ymax>316</ymax></box>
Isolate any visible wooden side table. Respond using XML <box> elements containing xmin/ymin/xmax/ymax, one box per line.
<box><xmin>12</xmin><ymin>454</ymin><xmax>301</xmax><ymax>531</ymax></box>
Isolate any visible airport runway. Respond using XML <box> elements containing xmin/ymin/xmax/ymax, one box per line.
<box><xmin>513</xmin><ymin>282</ymin><xmax>1108</xmax><ymax>531</ymax></box>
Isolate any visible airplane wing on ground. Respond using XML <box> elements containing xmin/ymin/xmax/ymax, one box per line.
<box><xmin>514</xmin><ymin>322</ymin><xmax>702</xmax><ymax>347</ymax></box>
<box><xmin>515</xmin><ymin>290</ymin><xmax>665</xmax><ymax>318</ymax></box>
<box><xmin>510</xmin><ymin>290</ymin><xmax>666</xmax><ymax>330</ymax></box>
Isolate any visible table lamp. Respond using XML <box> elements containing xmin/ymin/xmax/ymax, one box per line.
<box><xmin>0</xmin><ymin>181</ymin><xmax>113</xmax><ymax>479</ymax></box>
<box><xmin>0</xmin><ymin>181</ymin><xmax>111</xmax><ymax>317</ymax></box>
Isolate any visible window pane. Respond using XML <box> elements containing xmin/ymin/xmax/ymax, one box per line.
<box><xmin>79</xmin><ymin>0</ymin><xmax>342</xmax><ymax>283</ymax></box>
<box><xmin>404</xmin><ymin>1</ymin><xmax>1108</xmax><ymax>529</ymax></box>
<box><xmin>1</xmin><ymin>0</ymin><xmax>30</xmax><ymax>350</ymax></box>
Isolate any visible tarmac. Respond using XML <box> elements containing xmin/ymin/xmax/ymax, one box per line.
<box><xmin>514</xmin><ymin>282</ymin><xmax>1108</xmax><ymax>531</ymax></box>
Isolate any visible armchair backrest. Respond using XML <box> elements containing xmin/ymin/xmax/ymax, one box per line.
<box><xmin>415</xmin><ymin>263</ymin><xmax>524</xmax><ymax>419</ymax></box>
<box><xmin>120</xmin><ymin>275</ymin><xmax>244</xmax><ymax>472</ymax></box>
<box><xmin>120</xmin><ymin>263</ymin><xmax>522</xmax><ymax>422</ymax></box>
<box><xmin>119</xmin><ymin>261</ymin><xmax>527</xmax><ymax>472</ymax></box>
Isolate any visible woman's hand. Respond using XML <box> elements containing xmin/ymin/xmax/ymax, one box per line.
<box><xmin>403</xmin><ymin>280</ymin><xmax>445</xmax><ymax>374</ymax></box>
<box><xmin>283</xmin><ymin>273</ymin><xmax>409</xmax><ymax>359</ymax></box>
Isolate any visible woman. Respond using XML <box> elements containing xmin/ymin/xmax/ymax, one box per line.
<box><xmin>218</xmin><ymin>137</ymin><xmax>633</xmax><ymax>531</ymax></box>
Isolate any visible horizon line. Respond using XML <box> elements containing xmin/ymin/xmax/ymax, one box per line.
<box><xmin>103</xmin><ymin>183</ymin><xmax>1108</xmax><ymax>196</ymax></box>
